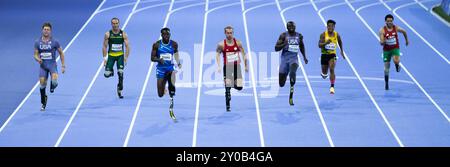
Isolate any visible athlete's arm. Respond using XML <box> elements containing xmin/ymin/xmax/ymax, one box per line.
<box><xmin>34</xmin><ymin>49</ymin><xmax>42</xmax><ymax>64</ymax></box>
<box><xmin>123</xmin><ymin>32</ymin><xmax>130</xmax><ymax>60</ymax></box>
<box><xmin>318</xmin><ymin>33</ymin><xmax>328</xmax><ymax>48</ymax></box>
<box><xmin>216</xmin><ymin>42</ymin><xmax>223</xmax><ymax>72</ymax></box>
<box><xmin>173</xmin><ymin>41</ymin><xmax>181</xmax><ymax>68</ymax></box>
<box><xmin>102</xmin><ymin>32</ymin><xmax>109</xmax><ymax>66</ymax></box>
<box><xmin>379</xmin><ymin>28</ymin><xmax>385</xmax><ymax>46</ymax></box>
<box><xmin>151</xmin><ymin>42</ymin><xmax>163</xmax><ymax>64</ymax></box>
<box><xmin>299</xmin><ymin>34</ymin><xmax>308</xmax><ymax>64</ymax></box>
<box><xmin>57</xmin><ymin>46</ymin><xmax>66</xmax><ymax>73</ymax></box>
<box><xmin>275</xmin><ymin>33</ymin><xmax>286</xmax><ymax>51</ymax></box>
<box><xmin>237</xmin><ymin>40</ymin><xmax>248</xmax><ymax>72</ymax></box>
<box><xmin>337</xmin><ymin>33</ymin><xmax>346</xmax><ymax>60</ymax></box>
<box><xmin>397</xmin><ymin>26</ymin><xmax>409</xmax><ymax>46</ymax></box>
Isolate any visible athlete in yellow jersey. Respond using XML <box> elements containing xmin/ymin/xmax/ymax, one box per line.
<box><xmin>318</xmin><ymin>19</ymin><xmax>345</xmax><ymax>94</ymax></box>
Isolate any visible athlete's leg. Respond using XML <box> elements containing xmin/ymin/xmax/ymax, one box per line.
<box><xmin>393</xmin><ymin>55</ymin><xmax>400</xmax><ymax>72</ymax></box>
<box><xmin>224</xmin><ymin>65</ymin><xmax>232</xmax><ymax>111</ymax></box>
<box><xmin>279</xmin><ymin>59</ymin><xmax>289</xmax><ymax>87</ymax></box>
<box><xmin>49</xmin><ymin>62</ymin><xmax>59</xmax><ymax>93</ymax></box>
<box><xmin>117</xmin><ymin>56</ymin><xmax>125</xmax><ymax>98</ymax></box>
<box><xmin>104</xmin><ymin>56</ymin><xmax>115</xmax><ymax>78</ymax></box>
<box><xmin>234</xmin><ymin>64</ymin><xmax>243</xmax><ymax>91</ymax></box>
<box><xmin>117</xmin><ymin>55</ymin><xmax>124</xmax><ymax>89</ymax></box>
<box><xmin>321</xmin><ymin>55</ymin><xmax>329</xmax><ymax>79</ymax></box>
<box><xmin>288</xmin><ymin>63</ymin><xmax>298</xmax><ymax>106</ymax></box>
<box><xmin>384</xmin><ymin>62</ymin><xmax>390</xmax><ymax>90</ymax></box>
<box><xmin>167</xmin><ymin>70</ymin><xmax>176</xmax><ymax>120</ymax></box>
<box><xmin>383</xmin><ymin>51</ymin><xmax>392</xmax><ymax>90</ymax></box>
<box><xmin>39</xmin><ymin>65</ymin><xmax>48</xmax><ymax>110</ymax></box>
<box><xmin>157</xmin><ymin>77</ymin><xmax>167</xmax><ymax>98</ymax></box>
<box><xmin>329</xmin><ymin>57</ymin><xmax>336</xmax><ymax>94</ymax></box>
<box><xmin>167</xmin><ymin>71</ymin><xmax>176</xmax><ymax>98</ymax></box>
<box><xmin>329</xmin><ymin>58</ymin><xmax>336</xmax><ymax>88</ymax></box>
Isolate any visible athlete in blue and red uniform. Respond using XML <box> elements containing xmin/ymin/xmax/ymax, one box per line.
<box><xmin>151</xmin><ymin>27</ymin><xmax>181</xmax><ymax>120</ymax></box>
<box><xmin>33</xmin><ymin>22</ymin><xmax>66</xmax><ymax>111</ymax></box>
<box><xmin>275</xmin><ymin>21</ymin><xmax>308</xmax><ymax>106</ymax></box>
<box><xmin>216</xmin><ymin>25</ymin><xmax>248</xmax><ymax>112</ymax></box>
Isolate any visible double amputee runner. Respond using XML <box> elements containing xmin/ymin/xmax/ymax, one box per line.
<box><xmin>34</xmin><ymin>22</ymin><xmax>66</xmax><ymax>111</ymax></box>
<box><xmin>215</xmin><ymin>26</ymin><xmax>248</xmax><ymax>112</ymax></box>
<box><xmin>151</xmin><ymin>27</ymin><xmax>182</xmax><ymax>121</ymax></box>
<box><xmin>102</xmin><ymin>17</ymin><xmax>130</xmax><ymax>99</ymax></box>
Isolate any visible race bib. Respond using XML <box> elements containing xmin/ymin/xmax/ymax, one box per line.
<box><xmin>111</xmin><ymin>44</ymin><xmax>123</xmax><ymax>51</ymax></box>
<box><xmin>160</xmin><ymin>53</ymin><xmax>172</xmax><ymax>61</ymax></box>
<box><xmin>226</xmin><ymin>52</ymin><xmax>239</xmax><ymax>63</ymax></box>
<box><xmin>40</xmin><ymin>52</ymin><xmax>52</xmax><ymax>60</ymax></box>
<box><xmin>385</xmin><ymin>37</ymin><xmax>397</xmax><ymax>46</ymax></box>
<box><xmin>288</xmin><ymin>45</ymin><xmax>299</xmax><ymax>52</ymax></box>
<box><xmin>325</xmin><ymin>43</ymin><xmax>336</xmax><ymax>50</ymax></box>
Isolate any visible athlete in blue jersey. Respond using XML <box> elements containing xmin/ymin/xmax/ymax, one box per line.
<box><xmin>33</xmin><ymin>22</ymin><xmax>66</xmax><ymax>111</ymax></box>
<box><xmin>275</xmin><ymin>21</ymin><xmax>308</xmax><ymax>106</ymax></box>
<box><xmin>151</xmin><ymin>27</ymin><xmax>181</xmax><ymax>121</ymax></box>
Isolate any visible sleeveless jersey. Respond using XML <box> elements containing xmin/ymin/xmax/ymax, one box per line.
<box><xmin>108</xmin><ymin>30</ymin><xmax>125</xmax><ymax>57</ymax></box>
<box><xmin>321</xmin><ymin>31</ymin><xmax>338</xmax><ymax>55</ymax></box>
<box><xmin>223</xmin><ymin>38</ymin><xmax>241</xmax><ymax>65</ymax></box>
<box><xmin>383</xmin><ymin>26</ymin><xmax>399</xmax><ymax>51</ymax></box>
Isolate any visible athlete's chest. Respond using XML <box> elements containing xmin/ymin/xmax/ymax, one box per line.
<box><xmin>39</xmin><ymin>41</ymin><xmax>55</xmax><ymax>51</ymax></box>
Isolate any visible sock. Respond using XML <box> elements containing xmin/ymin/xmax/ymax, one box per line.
<box><xmin>331</xmin><ymin>79</ymin><xmax>335</xmax><ymax>88</ymax></box>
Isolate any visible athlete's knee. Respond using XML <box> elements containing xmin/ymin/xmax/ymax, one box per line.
<box><xmin>168</xmin><ymin>85</ymin><xmax>176</xmax><ymax>97</ymax></box>
<box><xmin>51</xmin><ymin>79</ymin><xmax>58</xmax><ymax>87</ymax></box>
<box><xmin>279</xmin><ymin>73</ymin><xmax>287</xmax><ymax>87</ymax></box>
<box><xmin>117</xmin><ymin>69</ymin><xmax>124</xmax><ymax>78</ymax></box>
<box><xmin>157</xmin><ymin>88</ymin><xmax>165</xmax><ymax>97</ymax></box>
<box><xmin>104</xmin><ymin>70</ymin><xmax>113</xmax><ymax>78</ymax></box>
<box><xmin>225</xmin><ymin>79</ymin><xmax>232</xmax><ymax>87</ymax></box>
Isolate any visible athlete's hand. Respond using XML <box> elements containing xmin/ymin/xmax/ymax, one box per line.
<box><xmin>405</xmin><ymin>40</ymin><xmax>409</xmax><ymax>46</ymax></box>
<box><xmin>37</xmin><ymin>59</ymin><xmax>42</xmax><ymax>64</ymax></box>
<box><xmin>341</xmin><ymin>51</ymin><xmax>346</xmax><ymax>60</ymax></box>
<box><xmin>245</xmin><ymin>65</ymin><xmax>249</xmax><ymax>73</ymax></box>
<box><xmin>61</xmin><ymin>65</ymin><xmax>66</xmax><ymax>74</ymax></box>
<box><xmin>159</xmin><ymin>58</ymin><xmax>165</xmax><ymax>64</ymax></box>
<box><xmin>304</xmin><ymin>58</ymin><xmax>309</xmax><ymax>64</ymax></box>
<box><xmin>326</xmin><ymin>39</ymin><xmax>332</xmax><ymax>44</ymax></box>
<box><xmin>177</xmin><ymin>63</ymin><xmax>182</xmax><ymax>69</ymax></box>
<box><xmin>124</xmin><ymin>57</ymin><xmax>128</xmax><ymax>66</ymax></box>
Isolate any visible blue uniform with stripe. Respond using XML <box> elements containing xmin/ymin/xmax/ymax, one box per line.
<box><xmin>156</xmin><ymin>40</ymin><xmax>175</xmax><ymax>79</ymax></box>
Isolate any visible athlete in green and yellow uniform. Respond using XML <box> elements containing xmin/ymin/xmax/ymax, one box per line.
<box><xmin>102</xmin><ymin>17</ymin><xmax>130</xmax><ymax>98</ymax></box>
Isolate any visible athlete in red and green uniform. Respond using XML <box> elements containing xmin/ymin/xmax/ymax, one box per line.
<box><xmin>379</xmin><ymin>14</ymin><xmax>408</xmax><ymax>90</ymax></box>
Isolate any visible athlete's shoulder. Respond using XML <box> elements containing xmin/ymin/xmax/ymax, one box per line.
<box><xmin>296</xmin><ymin>32</ymin><xmax>303</xmax><ymax>38</ymax></box>
<box><xmin>379</xmin><ymin>26</ymin><xmax>385</xmax><ymax>33</ymax></box>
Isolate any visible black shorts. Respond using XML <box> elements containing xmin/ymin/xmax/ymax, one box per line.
<box><xmin>320</xmin><ymin>54</ymin><xmax>336</xmax><ymax>65</ymax></box>
<box><xmin>223</xmin><ymin>63</ymin><xmax>242</xmax><ymax>87</ymax></box>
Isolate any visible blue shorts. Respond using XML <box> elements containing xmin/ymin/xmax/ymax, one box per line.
<box><xmin>39</xmin><ymin>61</ymin><xmax>58</xmax><ymax>78</ymax></box>
<box><xmin>279</xmin><ymin>55</ymin><xmax>298</xmax><ymax>74</ymax></box>
<box><xmin>156</xmin><ymin>65</ymin><xmax>175</xmax><ymax>79</ymax></box>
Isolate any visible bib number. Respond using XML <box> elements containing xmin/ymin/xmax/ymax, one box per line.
<box><xmin>40</xmin><ymin>52</ymin><xmax>52</xmax><ymax>60</ymax></box>
<box><xmin>111</xmin><ymin>44</ymin><xmax>123</xmax><ymax>51</ymax></box>
<box><xmin>325</xmin><ymin>43</ymin><xmax>336</xmax><ymax>50</ymax></box>
<box><xmin>385</xmin><ymin>37</ymin><xmax>397</xmax><ymax>46</ymax></box>
<box><xmin>226</xmin><ymin>52</ymin><xmax>239</xmax><ymax>63</ymax></box>
<box><xmin>160</xmin><ymin>53</ymin><xmax>172</xmax><ymax>61</ymax></box>
<box><xmin>288</xmin><ymin>45</ymin><xmax>299</xmax><ymax>52</ymax></box>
